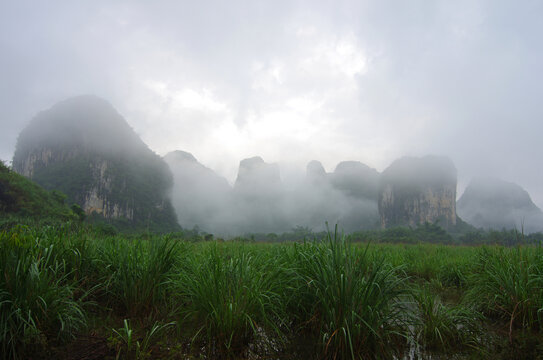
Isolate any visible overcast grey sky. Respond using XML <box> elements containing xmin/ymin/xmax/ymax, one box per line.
<box><xmin>1</xmin><ymin>0</ymin><xmax>542</xmax><ymax>206</ymax></box>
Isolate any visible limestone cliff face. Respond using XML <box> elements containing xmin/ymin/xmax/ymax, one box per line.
<box><xmin>379</xmin><ymin>156</ymin><xmax>457</xmax><ymax>229</ymax></box>
<box><xmin>80</xmin><ymin>159</ymin><xmax>135</xmax><ymax>220</ymax></box>
<box><xmin>15</xmin><ymin>147</ymin><xmax>81</xmax><ymax>179</ymax></box>
<box><xmin>12</xmin><ymin>95</ymin><xmax>179</xmax><ymax>231</ymax></box>
<box><xmin>13</xmin><ymin>147</ymin><xmax>134</xmax><ymax>219</ymax></box>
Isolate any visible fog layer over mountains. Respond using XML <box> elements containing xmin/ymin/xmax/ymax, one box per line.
<box><xmin>10</xmin><ymin>95</ymin><xmax>543</xmax><ymax>235</ymax></box>
<box><xmin>458</xmin><ymin>177</ymin><xmax>543</xmax><ymax>233</ymax></box>
<box><xmin>165</xmin><ymin>142</ymin><xmax>543</xmax><ymax>235</ymax></box>
<box><xmin>165</xmin><ymin>152</ymin><xmax>381</xmax><ymax>234</ymax></box>
<box><xmin>165</xmin><ymin>147</ymin><xmax>542</xmax><ymax>235</ymax></box>
<box><xmin>2</xmin><ymin>1</ymin><xmax>543</xmax><ymax>210</ymax></box>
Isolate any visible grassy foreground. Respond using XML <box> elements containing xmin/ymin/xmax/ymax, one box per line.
<box><xmin>0</xmin><ymin>224</ymin><xmax>542</xmax><ymax>359</ymax></box>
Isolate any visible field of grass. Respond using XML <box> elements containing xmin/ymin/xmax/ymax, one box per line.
<box><xmin>0</xmin><ymin>223</ymin><xmax>542</xmax><ymax>359</ymax></box>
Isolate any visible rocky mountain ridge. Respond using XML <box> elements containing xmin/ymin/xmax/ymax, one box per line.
<box><xmin>379</xmin><ymin>156</ymin><xmax>457</xmax><ymax>229</ymax></box>
<box><xmin>12</xmin><ymin>95</ymin><xmax>179</xmax><ymax>232</ymax></box>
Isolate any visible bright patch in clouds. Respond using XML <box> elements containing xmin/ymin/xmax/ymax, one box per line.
<box><xmin>298</xmin><ymin>32</ymin><xmax>367</xmax><ymax>78</ymax></box>
<box><xmin>136</xmin><ymin>27</ymin><xmax>373</xmax><ymax>183</ymax></box>
<box><xmin>144</xmin><ymin>81</ymin><xmax>229</xmax><ymax>114</ymax></box>
<box><xmin>251</xmin><ymin>61</ymin><xmax>285</xmax><ymax>91</ymax></box>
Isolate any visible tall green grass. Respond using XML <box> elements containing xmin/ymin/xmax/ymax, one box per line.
<box><xmin>368</xmin><ymin>244</ymin><xmax>475</xmax><ymax>286</ymax></box>
<box><xmin>110</xmin><ymin>319</ymin><xmax>175</xmax><ymax>359</ymax></box>
<box><xmin>175</xmin><ymin>242</ymin><xmax>288</xmax><ymax>357</ymax></box>
<box><xmin>466</xmin><ymin>246</ymin><xmax>543</xmax><ymax>338</ymax></box>
<box><xmin>292</xmin><ymin>228</ymin><xmax>410</xmax><ymax>359</ymax></box>
<box><xmin>2</xmin><ymin>223</ymin><xmax>542</xmax><ymax>358</ymax></box>
<box><xmin>414</xmin><ymin>286</ymin><xmax>481</xmax><ymax>351</ymax></box>
<box><xmin>100</xmin><ymin>235</ymin><xmax>182</xmax><ymax>316</ymax></box>
<box><xmin>0</xmin><ymin>226</ymin><xmax>87</xmax><ymax>359</ymax></box>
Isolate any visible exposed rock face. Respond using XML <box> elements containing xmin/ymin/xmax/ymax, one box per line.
<box><xmin>80</xmin><ymin>159</ymin><xmax>134</xmax><ymax>219</ymax></box>
<box><xmin>12</xmin><ymin>95</ymin><xmax>179</xmax><ymax>231</ymax></box>
<box><xmin>457</xmin><ymin>177</ymin><xmax>543</xmax><ymax>232</ymax></box>
<box><xmin>164</xmin><ymin>150</ymin><xmax>231</xmax><ymax>232</ymax></box>
<box><xmin>379</xmin><ymin>156</ymin><xmax>457</xmax><ymax>229</ymax></box>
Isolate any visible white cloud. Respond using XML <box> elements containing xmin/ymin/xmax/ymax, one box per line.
<box><xmin>2</xmin><ymin>0</ymin><xmax>543</xmax><ymax>206</ymax></box>
<box><xmin>144</xmin><ymin>81</ymin><xmax>229</xmax><ymax>114</ymax></box>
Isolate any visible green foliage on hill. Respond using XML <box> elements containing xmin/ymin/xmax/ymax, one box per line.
<box><xmin>0</xmin><ymin>161</ymin><xmax>76</xmax><ymax>225</ymax></box>
<box><xmin>31</xmin><ymin>155</ymin><xmax>95</xmax><ymax>205</ymax></box>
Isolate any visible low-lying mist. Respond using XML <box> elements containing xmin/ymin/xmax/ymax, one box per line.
<box><xmin>164</xmin><ymin>152</ymin><xmax>380</xmax><ymax>236</ymax></box>
<box><xmin>165</xmin><ymin>150</ymin><xmax>543</xmax><ymax>236</ymax></box>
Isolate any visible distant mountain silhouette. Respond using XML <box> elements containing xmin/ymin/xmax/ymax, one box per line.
<box><xmin>457</xmin><ymin>177</ymin><xmax>543</xmax><ymax>232</ymax></box>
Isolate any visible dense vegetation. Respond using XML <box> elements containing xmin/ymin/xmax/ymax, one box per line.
<box><xmin>1</xmin><ymin>223</ymin><xmax>542</xmax><ymax>359</ymax></box>
<box><xmin>236</xmin><ymin>221</ymin><xmax>543</xmax><ymax>246</ymax></box>
<box><xmin>0</xmin><ymin>161</ymin><xmax>77</xmax><ymax>225</ymax></box>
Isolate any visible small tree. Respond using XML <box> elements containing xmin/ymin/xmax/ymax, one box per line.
<box><xmin>71</xmin><ymin>204</ymin><xmax>86</xmax><ymax>221</ymax></box>
<box><xmin>51</xmin><ymin>190</ymin><xmax>67</xmax><ymax>204</ymax></box>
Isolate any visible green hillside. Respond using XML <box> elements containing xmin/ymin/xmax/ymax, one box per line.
<box><xmin>0</xmin><ymin>161</ymin><xmax>76</xmax><ymax>225</ymax></box>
